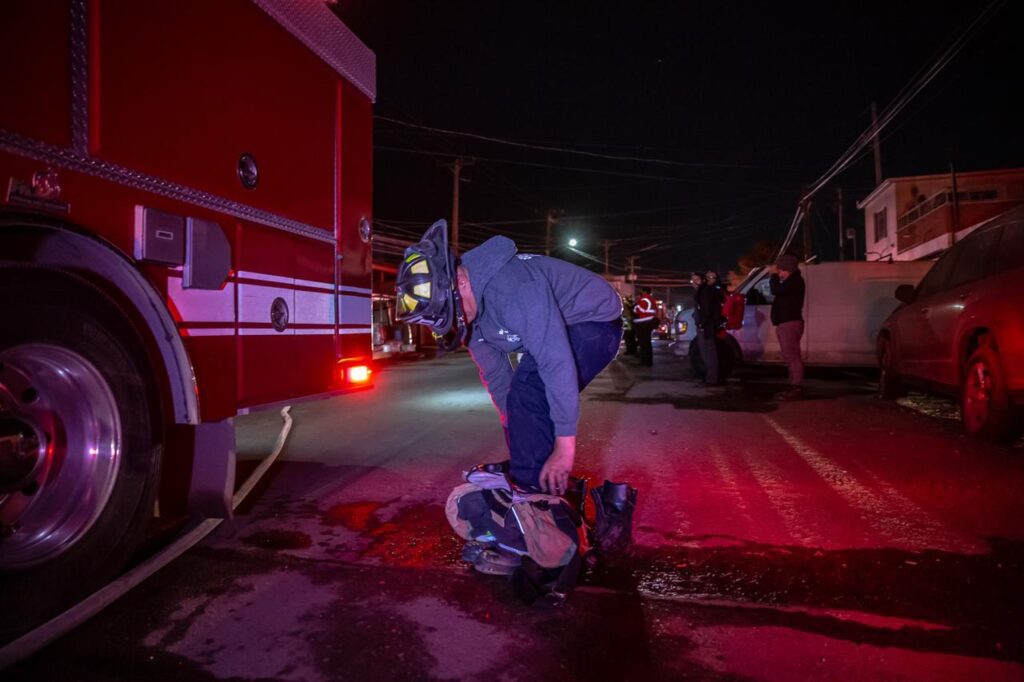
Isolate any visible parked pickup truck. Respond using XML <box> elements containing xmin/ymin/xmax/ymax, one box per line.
<box><xmin>373</xmin><ymin>294</ymin><xmax>419</xmax><ymax>359</ymax></box>
<box><xmin>672</xmin><ymin>261</ymin><xmax>934</xmax><ymax>377</ymax></box>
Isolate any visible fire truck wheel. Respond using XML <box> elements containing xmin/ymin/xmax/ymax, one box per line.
<box><xmin>0</xmin><ymin>268</ymin><xmax>161</xmax><ymax>635</ymax></box>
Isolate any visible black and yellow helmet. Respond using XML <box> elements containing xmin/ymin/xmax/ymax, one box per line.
<box><xmin>396</xmin><ymin>220</ymin><xmax>465</xmax><ymax>348</ymax></box>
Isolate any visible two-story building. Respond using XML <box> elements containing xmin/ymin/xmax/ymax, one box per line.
<box><xmin>857</xmin><ymin>167</ymin><xmax>1024</xmax><ymax>261</ymax></box>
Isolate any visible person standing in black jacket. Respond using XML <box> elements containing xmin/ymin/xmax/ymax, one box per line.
<box><xmin>691</xmin><ymin>272</ymin><xmax>724</xmax><ymax>385</ymax></box>
<box><xmin>768</xmin><ymin>254</ymin><xmax>806</xmax><ymax>400</ymax></box>
<box><xmin>622</xmin><ymin>296</ymin><xmax>638</xmax><ymax>356</ymax></box>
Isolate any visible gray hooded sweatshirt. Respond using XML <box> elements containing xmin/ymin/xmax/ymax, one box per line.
<box><xmin>460</xmin><ymin>236</ymin><xmax>623</xmax><ymax>436</ymax></box>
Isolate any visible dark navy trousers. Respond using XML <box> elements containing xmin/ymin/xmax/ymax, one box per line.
<box><xmin>506</xmin><ymin>319</ymin><xmax>622</xmax><ymax>488</ymax></box>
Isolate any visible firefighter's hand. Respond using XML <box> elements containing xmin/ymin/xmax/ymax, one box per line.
<box><xmin>540</xmin><ymin>436</ymin><xmax>576</xmax><ymax>496</ymax></box>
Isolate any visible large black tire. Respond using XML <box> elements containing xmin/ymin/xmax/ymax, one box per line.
<box><xmin>877</xmin><ymin>337</ymin><xmax>905</xmax><ymax>400</ymax></box>
<box><xmin>0</xmin><ymin>269</ymin><xmax>162</xmax><ymax>637</ymax></box>
<box><xmin>688</xmin><ymin>336</ymin><xmax>737</xmax><ymax>382</ymax></box>
<box><xmin>961</xmin><ymin>340</ymin><xmax>1021</xmax><ymax>445</ymax></box>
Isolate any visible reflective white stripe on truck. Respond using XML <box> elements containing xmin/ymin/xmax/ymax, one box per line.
<box><xmin>169</xmin><ymin>270</ymin><xmax>370</xmax><ymax>336</ymax></box>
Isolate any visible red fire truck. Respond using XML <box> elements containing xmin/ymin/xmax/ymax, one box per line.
<box><xmin>0</xmin><ymin>0</ymin><xmax>375</xmax><ymax>625</ymax></box>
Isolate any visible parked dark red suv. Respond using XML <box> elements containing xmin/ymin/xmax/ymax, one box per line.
<box><xmin>877</xmin><ymin>205</ymin><xmax>1024</xmax><ymax>444</ymax></box>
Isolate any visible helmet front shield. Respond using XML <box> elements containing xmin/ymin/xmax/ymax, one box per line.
<box><xmin>395</xmin><ymin>220</ymin><xmax>461</xmax><ymax>343</ymax></box>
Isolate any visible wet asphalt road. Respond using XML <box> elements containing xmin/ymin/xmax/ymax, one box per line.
<box><xmin>10</xmin><ymin>341</ymin><xmax>1024</xmax><ymax>681</ymax></box>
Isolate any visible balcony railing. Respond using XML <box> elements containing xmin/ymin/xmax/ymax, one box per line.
<box><xmin>897</xmin><ymin>189</ymin><xmax>999</xmax><ymax>229</ymax></box>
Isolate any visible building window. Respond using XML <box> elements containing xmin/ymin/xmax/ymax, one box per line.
<box><xmin>874</xmin><ymin>208</ymin><xmax>888</xmax><ymax>243</ymax></box>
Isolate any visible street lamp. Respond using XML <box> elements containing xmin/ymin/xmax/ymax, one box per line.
<box><xmin>568</xmin><ymin>238</ymin><xmax>578</xmax><ymax>247</ymax></box>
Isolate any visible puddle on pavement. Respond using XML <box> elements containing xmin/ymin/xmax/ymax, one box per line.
<box><xmin>322</xmin><ymin>501</ymin><xmax>464</xmax><ymax>568</ymax></box>
<box><xmin>582</xmin><ymin>535</ymin><xmax>1023</xmax><ymax>660</ymax></box>
<box><xmin>589</xmin><ymin>383</ymin><xmax>825</xmax><ymax>413</ymax></box>
<box><xmin>897</xmin><ymin>393</ymin><xmax>961</xmax><ymax>422</ymax></box>
<box><xmin>315</xmin><ymin>494</ymin><xmax>1022</xmax><ymax>661</ymax></box>
<box><xmin>241</xmin><ymin>529</ymin><xmax>313</xmax><ymax>551</ymax></box>
<box><xmin>323</xmin><ymin>501</ymin><xmax>387</xmax><ymax>531</ymax></box>
<box><xmin>896</xmin><ymin>392</ymin><xmax>1022</xmax><ymax>447</ymax></box>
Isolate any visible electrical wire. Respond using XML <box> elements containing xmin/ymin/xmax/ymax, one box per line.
<box><xmin>375</xmin><ymin>145</ymin><xmax>796</xmax><ymax>190</ymax></box>
<box><xmin>376</xmin><ymin>115</ymin><xmax>798</xmax><ymax>170</ymax></box>
<box><xmin>775</xmin><ymin>0</ymin><xmax>1005</xmax><ymax>257</ymax></box>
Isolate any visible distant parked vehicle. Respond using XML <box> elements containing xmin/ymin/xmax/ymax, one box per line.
<box><xmin>674</xmin><ymin>261</ymin><xmax>933</xmax><ymax>377</ymax></box>
<box><xmin>877</xmin><ymin>206</ymin><xmax>1024</xmax><ymax>444</ymax></box>
<box><xmin>372</xmin><ymin>294</ymin><xmax>418</xmax><ymax>359</ymax></box>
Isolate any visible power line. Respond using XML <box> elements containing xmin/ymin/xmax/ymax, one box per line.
<box><xmin>375</xmin><ymin>145</ymin><xmax>793</xmax><ymax>189</ymax></box>
<box><xmin>776</xmin><ymin>0</ymin><xmax>1005</xmax><ymax>257</ymax></box>
<box><xmin>375</xmin><ymin>115</ymin><xmax>798</xmax><ymax>170</ymax></box>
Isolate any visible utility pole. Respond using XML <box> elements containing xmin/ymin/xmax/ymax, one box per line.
<box><xmin>871</xmin><ymin>101</ymin><xmax>883</xmax><ymax>186</ymax></box>
<box><xmin>837</xmin><ymin>187</ymin><xmax>845</xmax><ymax>261</ymax></box>
<box><xmin>949</xmin><ymin>160</ymin><xmax>961</xmax><ymax>247</ymax></box>
<box><xmin>544</xmin><ymin>209</ymin><xmax>561</xmax><ymax>256</ymax></box>
<box><xmin>602</xmin><ymin>240</ymin><xmax>610</xmax><ymax>276</ymax></box>
<box><xmin>444</xmin><ymin>158</ymin><xmax>474</xmax><ymax>255</ymax></box>
<box><xmin>801</xmin><ymin>196</ymin><xmax>813</xmax><ymax>261</ymax></box>
<box><xmin>627</xmin><ymin>256</ymin><xmax>638</xmax><ymax>288</ymax></box>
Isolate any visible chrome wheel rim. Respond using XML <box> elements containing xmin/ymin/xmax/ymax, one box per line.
<box><xmin>0</xmin><ymin>344</ymin><xmax>122</xmax><ymax>568</ymax></box>
<box><xmin>963</xmin><ymin>360</ymin><xmax>992</xmax><ymax>432</ymax></box>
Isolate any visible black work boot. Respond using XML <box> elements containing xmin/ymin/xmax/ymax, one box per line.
<box><xmin>777</xmin><ymin>385</ymin><xmax>805</xmax><ymax>401</ymax></box>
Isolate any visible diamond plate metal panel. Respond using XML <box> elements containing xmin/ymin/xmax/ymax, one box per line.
<box><xmin>252</xmin><ymin>0</ymin><xmax>376</xmax><ymax>102</ymax></box>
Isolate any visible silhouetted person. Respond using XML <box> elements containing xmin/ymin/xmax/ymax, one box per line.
<box><xmin>769</xmin><ymin>255</ymin><xmax>806</xmax><ymax>400</ymax></box>
<box><xmin>622</xmin><ymin>296</ymin><xmax>638</xmax><ymax>356</ymax></box>
<box><xmin>692</xmin><ymin>272</ymin><xmax>724</xmax><ymax>385</ymax></box>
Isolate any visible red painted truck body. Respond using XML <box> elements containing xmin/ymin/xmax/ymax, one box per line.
<box><xmin>0</xmin><ymin>0</ymin><xmax>375</xmax><ymax>625</ymax></box>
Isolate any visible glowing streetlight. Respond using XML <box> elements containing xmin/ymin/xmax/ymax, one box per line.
<box><xmin>568</xmin><ymin>238</ymin><xmax>578</xmax><ymax>247</ymax></box>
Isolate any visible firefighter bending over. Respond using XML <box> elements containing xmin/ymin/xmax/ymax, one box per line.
<box><xmin>395</xmin><ymin>221</ymin><xmax>623</xmax><ymax>495</ymax></box>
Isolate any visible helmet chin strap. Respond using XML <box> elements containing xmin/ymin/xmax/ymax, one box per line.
<box><xmin>435</xmin><ymin>283</ymin><xmax>469</xmax><ymax>353</ymax></box>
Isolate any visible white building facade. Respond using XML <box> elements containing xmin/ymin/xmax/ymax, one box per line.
<box><xmin>857</xmin><ymin>167</ymin><xmax>1024</xmax><ymax>261</ymax></box>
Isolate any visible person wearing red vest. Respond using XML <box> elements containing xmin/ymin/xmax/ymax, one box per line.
<box><xmin>632</xmin><ymin>287</ymin><xmax>658</xmax><ymax>366</ymax></box>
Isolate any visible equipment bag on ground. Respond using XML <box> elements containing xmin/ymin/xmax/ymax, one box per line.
<box><xmin>446</xmin><ymin>468</ymin><xmax>589</xmax><ymax>604</ymax></box>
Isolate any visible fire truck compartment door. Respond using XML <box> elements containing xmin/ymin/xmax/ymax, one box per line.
<box><xmin>185</xmin><ymin>218</ymin><xmax>231</xmax><ymax>290</ymax></box>
<box><xmin>134</xmin><ymin>207</ymin><xmax>185</xmax><ymax>266</ymax></box>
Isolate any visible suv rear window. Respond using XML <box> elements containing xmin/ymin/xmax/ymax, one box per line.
<box><xmin>995</xmin><ymin>219</ymin><xmax>1024</xmax><ymax>274</ymax></box>
<box><xmin>946</xmin><ymin>227</ymin><xmax>1001</xmax><ymax>288</ymax></box>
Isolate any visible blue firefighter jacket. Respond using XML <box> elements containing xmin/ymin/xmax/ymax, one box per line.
<box><xmin>459</xmin><ymin>236</ymin><xmax>623</xmax><ymax>437</ymax></box>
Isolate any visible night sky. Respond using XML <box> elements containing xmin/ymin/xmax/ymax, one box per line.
<box><xmin>334</xmin><ymin>1</ymin><xmax>1023</xmax><ymax>282</ymax></box>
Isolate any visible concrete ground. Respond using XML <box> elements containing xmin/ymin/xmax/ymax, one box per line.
<box><xmin>10</xmin><ymin>341</ymin><xmax>1024</xmax><ymax>681</ymax></box>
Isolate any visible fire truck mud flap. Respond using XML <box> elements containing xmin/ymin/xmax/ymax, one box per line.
<box><xmin>186</xmin><ymin>420</ymin><xmax>236</xmax><ymax>519</ymax></box>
